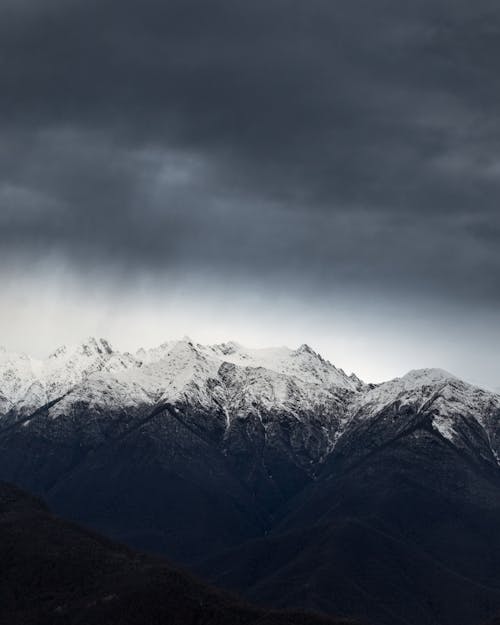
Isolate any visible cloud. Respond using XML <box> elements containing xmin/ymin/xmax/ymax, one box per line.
<box><xmin>0</xmin><ymin>0</ymin><xmax>499</xmax><ymax>308</ymax></box>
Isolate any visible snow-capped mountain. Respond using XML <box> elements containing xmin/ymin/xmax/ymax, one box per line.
<box><xmin>1</xmin><ymin>337</ymin><xmax>499</xmax><ymax>461</ymax></box>
<box><xmin>0</xmin><ymin>337</ymin><xmax>367</xmax><ymax>539</ymax></box>
<box><xmin>0</xmin><ymin>338</ymin><xmax>137</xmax><ymax>420</ymax></box>
<box><xmin>2</xmin><ymin>336</ymin><xmax>500</xmax><ymax>524</ymax></box>
<box><xmin>1</xmin><ymin>336</ymin><xmax>500</xmax><ymax>625</ymax></box>
<box><xmin>0</xmin><ymin>337</ymin><xmax>360</xmax><ymax>432</ymax></box>
<box><xmin>340</xmin><ymin>367</ymin><xmax>500</xmax><ymax>470</ymax></box>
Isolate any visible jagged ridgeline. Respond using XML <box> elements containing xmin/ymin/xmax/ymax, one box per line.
<box><xmin>1</xmin><ymin>338</ymin><xmax>500</xmax><ymax>625</ymax></box>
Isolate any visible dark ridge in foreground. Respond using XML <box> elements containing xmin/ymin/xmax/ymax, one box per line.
<box><xmin>0</xmin><ymin>481</ymin><xmax>356</xmax><ymax>625</ymax></box>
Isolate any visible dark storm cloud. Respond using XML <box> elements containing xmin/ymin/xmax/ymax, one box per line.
<box><xmin>1</xmin><ymin>0</ymin><xmax>500</xmax><ymax>303</ymax></box>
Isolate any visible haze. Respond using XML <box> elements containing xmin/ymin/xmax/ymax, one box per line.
<box><xmin>1</xmin><ymin>0</ymin><xmax>499</xmax><ymax>389</ymax></box>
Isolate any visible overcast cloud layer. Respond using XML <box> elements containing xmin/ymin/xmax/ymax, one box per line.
<box><xmin>1</xmin><ymin>0</ymin><xmax>499</xmax><ymax>386</ymax></box>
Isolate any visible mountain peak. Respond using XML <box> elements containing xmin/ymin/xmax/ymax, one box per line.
<box><xmin>402</xmin><ymin>368</ymin><xmax>458</xmax><ymax>386</ymax></box>
<box><xmin>48</xmin><ymin>344</ymin><xmax>68</xmax><ymax>360</ymax></box>
<box><xmin>295</xmin><ymin>343</ymin><xmax>316</xmax><ymax>356</ymax></box>
<box><xmin>216</xmin><ymin>341</ymin><xmax>243</xmax><ymax>356</ymax></box>
<box><xmin>80</xmin><ymin>337</ymin><xmax>113</xmax><ymax>355</ymax></box>
<box><xmin>49</xmin><ymin>337</ymin><xmax>114</xmax><ymax>361</ymax></box>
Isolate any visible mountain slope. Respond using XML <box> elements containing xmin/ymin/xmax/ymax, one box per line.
<box><xmin>0</xmin><ymin>338</ymin><xmax>357</xmax><ymax>560</ymax></box>
<box><xmin>0</xmin><ymin>480</ymin><xmax>355</xmax><ymax>625</ymax></box>
<box><xmin>200</xmin><ymin>370</ymin><xmax>500</xmax><ymax>625</ymax></box>
<box><xmin>1</xmin><ymin>339</ymin><xmax>500</xmax><ymax>625</ymax></box>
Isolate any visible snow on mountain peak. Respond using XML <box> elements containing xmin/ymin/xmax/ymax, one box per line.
<box><xmin>206</xmin><ymin>343</ymin><xmax>360</xmax><ymax>391</ymax></box>
<box><xmin>345</xmin><ymin>365</ymin><xmax>500</xmax><ymax>449</ymax></box>
<box><xmin>350</xmin><ymin>368</ymin><xmax>459</xmax><ymax>420</ymax></box>
<box><xmin>48</xmin><ymin>345</ymin><xmax>68</xmax><ymax>360</ymax></box>
<box><xmin>85</xmin><ymin>337</ymin><xmax>113</xmax><ymax>355</ymax></box>
<box><xmin>0</xmin><ymin>338</ymin><xmax>369</xmax><ymax>422</ymax></box>
<box><xmin>295</xmin><ymin>344</ymin><xmax>317</xmax><ymax>357</ymax></box>
<box><xmin>0</xmin><ymin>337</ymin><xmax>141</xmax><ymax>418</ymax></box>
<box><xmin>401</xmin><ymin>368</ymin><xmax>458</xmax><ymax>387</ymax></box>
<box><xmin>4</xmin><ymin>337</ymin><xmax>497</xmax><ymax>456</ymax></box>
<box><xmin>215</xmin><ymin>341</ymin><xmax>243</xmax><ymax>356</ymax></box>
<box><xmin>49</xmin><ymin>338</ymin><xmax>115</xmax><ymax>361</ymax></box>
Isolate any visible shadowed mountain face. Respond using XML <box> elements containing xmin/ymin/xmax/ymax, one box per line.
<box><xmin>1</xmin><ymin>339</ymin><xmax>500</xmax><ymax>625</ymax></box>
<box><xmin>201</xmin><ymin>424</ymin><xmax>500</xmax><ymax>625</ymax></box>
<box><xmin>0</xmin><ymin>481</ymin><xmax>355</xmax><ymax>625</ymax></box>
<box><xmin>0</xmin><ymin>339</ymin><xmax>360</xmax><ymax>560</ymax></box>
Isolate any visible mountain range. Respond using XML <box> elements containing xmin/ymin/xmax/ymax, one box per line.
<box><xmin>1</xmin><ymin>337</ymin><xmax>500</xmax><ymax>625</ymax></box>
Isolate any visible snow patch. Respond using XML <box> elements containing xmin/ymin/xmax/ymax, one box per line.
<box><xmin>432</xmin><ymin>415</ymin><xmax>456</xmax><ymax>441</ymax></box>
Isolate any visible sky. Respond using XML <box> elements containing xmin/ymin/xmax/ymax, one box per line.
<box><xmin>1</xmin><ymin>0</ymin><xmax>499</xmax><ymax>388</ymax></box>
